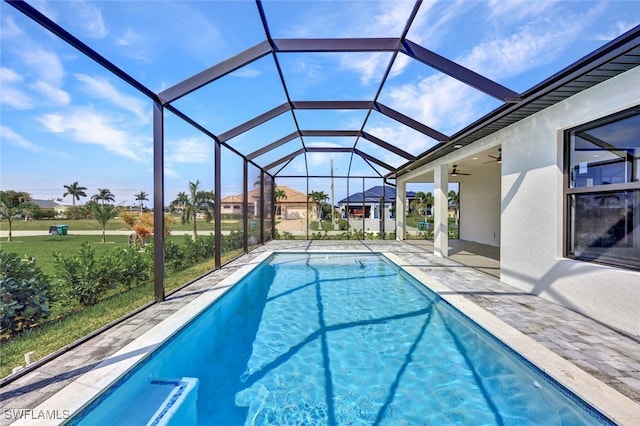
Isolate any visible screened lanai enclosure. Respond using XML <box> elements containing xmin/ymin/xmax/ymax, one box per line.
<box><xmin>4</xmin><ymin>0</ymin><xmax>639</xmax><ymax>302</ymax></box>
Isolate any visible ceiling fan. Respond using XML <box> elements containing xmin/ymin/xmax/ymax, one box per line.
<box><xmin>484</xmin><ymin>148</ymin><xmax>502</xmax><ymax>164</ymax></box>
<box><xmin>450</xmin><ymin>165</ymin><xmax>471</xmax><ymax>176</ymax></box>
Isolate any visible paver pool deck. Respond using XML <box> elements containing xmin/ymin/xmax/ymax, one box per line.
<box><xmin>1</xmin><ymin>240</ymin><xmax>639</xmax><ymax>424</ymax></box>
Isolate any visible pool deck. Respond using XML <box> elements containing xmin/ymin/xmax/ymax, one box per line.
<box><xmin>1</xmin><ymin>240</ymin><xmax>639</xmax><ymax>424</ymax></box>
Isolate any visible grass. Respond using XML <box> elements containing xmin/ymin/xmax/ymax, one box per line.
<box><xmin>0</xmin><ymin>217</ymin><xmax>244</xmax><ymax>233</ymax></box>
<box><xmin>0</xmin><ymin>235</ymin><xmax>131</xmax><ymax>276</ymax></box>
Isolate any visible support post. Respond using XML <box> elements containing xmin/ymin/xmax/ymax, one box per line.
<box><xmin>153</xmin><ymin>101</ymin><xmax>165</xmax><ymax>302</ymax></box>
<box><xmin>395</xmin><ymin>180</ymin><xmax>406</xmax><ymax>240</ymax></box>
<box><xmin>434</xmin><ymin>164</ymin><xmax>449</xmax><ymax>257</ymax></box>
<box><xmin>214</xmin><ymin>141</ymin><xmax>222</xmax><ymax>269</ymax></box>
<box><xmin>243</xmin><ymin>160</ymin><xmax>248</xmax><ymax>253</ymax></box>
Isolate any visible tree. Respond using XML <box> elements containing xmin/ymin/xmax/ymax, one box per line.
<box><xmin>308</xmin><ymin>190</ymin><xmax>329</xmax><ymax>221</ymax></box>
<box><xmin>91</xmin><ymin>188</ymin><xmax>115</xmax><ymax>206</ymax></box>
<box><xmin>448</xmin><ymin>190</ymin><xmax>460</xmax><ymax>225</ymax></box>
<box><xmin>63</xmin><ymin>182</ymin><xmax>87</xmax><ymax>206</ymax></box>
<box><xmin>275</xmin><ymin>187</ymin><xmax>287</xmax><ymax>217</ymax></box>
<box><xmin>91</xmin><ymin>204</ymin><xmax>120</xmax><ymax>243</ymax></box>
<box><xmin>410</xmin><ymin>191</ymin><xmax>433</xmax><ymax>223</ymax></box>
<box><xmin>134</xmin><ymin>191</ymin><xmax>149</xmax><ymax>213</ymax></box>
<box><xmin>0</xmin><ymin>191</ymin><xmax>35</xmax><ymax>242</ymax></box>
<box><xmin>170</xmin><ymin>180</ymin><xmax>215</xmax><ymax>240</ymax></box>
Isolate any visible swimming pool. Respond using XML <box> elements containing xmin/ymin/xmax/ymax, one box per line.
<box><xmin>68</xmin><ymin>252</ymin><xmax>611</xmax><ymax>425</ymax></box>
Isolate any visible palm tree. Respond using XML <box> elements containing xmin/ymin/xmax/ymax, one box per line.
<box><xmin>170</xmin><ymin>180</ymin><xmax>215</xmax><ymax>240</ymax></box>
<box><xmin>448</xmin><ymin>190</ymin><xmax>460</xmax><ymax>225</ymax></box>
<box><xmin>308</xmin><ymin>190</ymin><xmax>329</xmax><ymax>221</ymax></box>
<box><xmin>410</xmin><ymin>191</ymin><xmax>433</xmax><ymax>223</ymax></box>
<box><xmin>63</xmin><ymin>182</ymin><xmax>87</xmax><ymax>206</ymax></box>
<box><xmin>91</xmin><ymin>204</ymin><xmax>120</xmax><ymax>243</ymax></box>
<box><xmin>0</xmin><ymin>191</ymin><xmax>35</xmax><ymax>241</ymax></box>
<box><xmin>275</xmin><ymin>187</ymin><xmax>287</xmax><ymax>217</ymax></box>
<box><xmin>134</xmin><ymin>191</ymin><xmax>149</xmax><ymax>213</ymax></box>
<box><xmin>91</xmin><ymin>188</ymin><xmax>115</xmax><ymax>206</ymax></box>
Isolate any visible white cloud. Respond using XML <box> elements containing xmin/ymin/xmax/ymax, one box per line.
<box><xmin>1</xmin><ymin>68</ymin><xmax>32</xmax><ymax>109</ymax></box>
<box><xmin>166</xmin><ymin>137</ymin><xmax>211</xmax><ymax>164</ymax></box>
<box><xmin>114</xmin><ymin>27</ymin><xmax>153</xmax><ymax>62</ymax></box>
<box><xmin>487</xmin><ymin>0</ymin><xmax>556</xmax><ymax>21</ymax></box>
<box><xmin>75</xmin><ymin>74</ymin><xmax>149</xmax><ymax>122</ymax></box>
<box><xmin>38</xmin><ymin>108</ymin><xmax>150</xmax><ymax>161</ymax></box>
<box><xmin>31</xmin><ymin>80</ymin><xmax>71</xmax><ymax>106</ymax></box>
<box><xmin>230</xmin><ymin>68</ymin><xmax>262</xmax><ymax>79</ymax></box>
<box><xmin>339</xmin><ymin>52</ymin><xmax>390</xmax><ymax>86</ymax></box>
<box><xmin>0</xmin><ymin>14</ymin><xmax>23</xmax><ymax>40</ymax></box>
<box><xmin>163</xmin><ymin>167</ymin><xmax>180</xmax><ymax>179</ymax></box>
<box><xmin>372</xmin><ymin>0</ymin><xmax>417</xmax><ymax>34</ymax></box>
<box><xmin>406</xmin><ymin>0</ymin><xmax>471</xmax><ymax>49</ymax></box>
<box><xmin>595</xmin><ymin>21</ymin><xmax>639</xmax><ymax>41</ymax></box>
<box><xmin>116</xmin><ymin>27</ymin><xmax>138</xmax><ymax>47</ymax></box>
<box><xmin>0</xmin><ymin>86</ymin><xmax>33</xmax><ymax>109</ymax></box>
<box><xmin>384</xmin><ymin>73</ymin><xmax>484</xmax><ymax>136</ymax></box>
<box><xmin>70</xmin><ymin>0</ymin><xmax>107</xmax><ymax>39</ymax></box>
<box><xmin>18</xmin><ymin>48</ymin><xmax>65</xmax><ymax>87</ymax></box>
<box><xmin>0</xmin><ymin>67</ymin><xmax>22</xmax><ymax>83</ymax></box>
<box><xmin>0</xmin><ymin>126</ymin><xmax>43</xmax><ymax>152</ymax></box>
<box><xmin>365</xmin><ymin>123</ymin><xmax>436</xmax><ymax>159</ymax></box>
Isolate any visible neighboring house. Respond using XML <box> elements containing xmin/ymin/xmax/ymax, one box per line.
<box><xmin>275</xmin><ymin>186</ymin><xmax>316</xmax><ymax>220</ymax></box>
<box><xmin>220</xmin><ymin>193</ymin><xmax>245</xmax><ymax>216</ymax></box>
<box><xmin>337</xmin><ymin>185</ymin><xmax>415</xmax><ymax>219</ymax></box>
<box><xmin>33</xmin><ymin>199</ymin><xmax>70</xmax><ymax>218</ymax></box>
<box><xmin>221</xmin><ymin>186</ymin><xmax>317</xmax><ymax>220</ymax></box>
<box><xmin>220</xmin><ymin>189</ymin><xmax>263</xmax><ymax>217</ymax></box>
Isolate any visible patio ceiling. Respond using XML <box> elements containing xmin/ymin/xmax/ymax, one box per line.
<box><xmin>7</xmin><ymin>0</ymin><xmax>640</xmax><ymax>181</ymax></box>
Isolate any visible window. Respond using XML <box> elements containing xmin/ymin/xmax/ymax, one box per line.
<box><xmin>565</xmin><ymin>106</ymin><xmax>640</xmax><ymax>270</ymax></box>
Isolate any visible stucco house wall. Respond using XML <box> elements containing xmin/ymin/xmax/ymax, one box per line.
<box><xmin>498</xmin><ymin>67</ymin><xmax>640</xmax><ymax>336</ymax></box>
<box><xmin>458</xmin><ymin>165</ymin><xmax>501</xmax><ymax>247</ymax></box>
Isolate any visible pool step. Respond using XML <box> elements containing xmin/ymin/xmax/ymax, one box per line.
<box><xmin>146</xmin><ymin>377</ymin><xmax>199</xmax><ymax>426</ymax></box>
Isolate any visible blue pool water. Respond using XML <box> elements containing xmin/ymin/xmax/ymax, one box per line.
<box><xmin>70</xmin><ymin>252</ymin><xmax>611</xmax><ymax>425</ymax></box>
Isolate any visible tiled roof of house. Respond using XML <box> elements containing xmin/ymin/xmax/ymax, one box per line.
<box><xmin>222</xmin><ymin>185</ymin><xmax>310</xmax><ymax>204</ymax></box>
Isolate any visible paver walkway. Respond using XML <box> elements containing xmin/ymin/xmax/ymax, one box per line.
<box><xmin>1</xmin><ymin>240</ymin><xmax>638</xmax><ymax>423</ymax></box>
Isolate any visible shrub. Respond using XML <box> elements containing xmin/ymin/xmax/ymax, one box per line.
<box><xmin>0</xmin><ymin>251</ymin><xmax>52</xmax><ymax>336</ymax></box>
<box><xmin>164</xmin><ymin>240</ymin><xmax>186</xmax><ymax>272</ymax></box>
<box><xmin>103</xmin><ymin>247</ymin><xmax>151</xmax><ymax>291</ymax></box>
<box><xmin>53</xmin><ymin>243</ymin><xmax>110</xmax><ymax>306</ymax></box>
<box><xmin>31</xmin><ymin>207</ymin><xmax>55</xmax><ymax>220</ymax></box>
<box><xmin>222</xmin><ymin>230</ymin><xmax>243</xmax><ymax>252</ymax></box>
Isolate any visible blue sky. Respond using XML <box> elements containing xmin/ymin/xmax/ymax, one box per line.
<box><xmin>1</xmin><ymin>0</ymin><xmax>638</xmax><ymax>207</ymax></box>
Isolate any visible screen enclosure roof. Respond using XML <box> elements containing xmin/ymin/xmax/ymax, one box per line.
<box><xmin>6</xmin><ymin>0</ymin><xmax>640</xmax><ymax>180</ymax></box>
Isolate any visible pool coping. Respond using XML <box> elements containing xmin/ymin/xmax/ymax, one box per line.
<box><xmin>11</xmin><ymin>249</ymin><xmax>640</xmax><ymax>425</ymax></box>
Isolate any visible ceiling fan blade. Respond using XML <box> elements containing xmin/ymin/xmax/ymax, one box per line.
<box><xmin>483</xmin><ymin>154</ymin><xmax>502</xmax><ymax>164</ymax></box>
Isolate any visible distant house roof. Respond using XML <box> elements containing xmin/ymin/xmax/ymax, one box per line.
<box><xmin>33</xmin><ymin>199</ymin><xmax>61</xmax><ymax>209</ymax></box>
<box><xmin>221</xmin><ymin>186</ymin><xmax>310</xmax><ymax>204</ymax></box>
<box><xmin>276</xmin><ymin>186</ymin><xmax>309</xmax><ymax>203</ymax></box>
<box><xmin>220</xmin><ymin>194</ymin><xmax>243</xmax><ymax>204</ymax></box>
<box><xmin>337</xmin><ymin>186</ymin><xmax>415</xmax><ymax>204</ymax></box>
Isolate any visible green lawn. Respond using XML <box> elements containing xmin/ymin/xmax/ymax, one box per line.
<box><xmin>0</xmin><ymin>216</ymin><xmax>245</xmax><ymax>233</ymax></box>
<box><xmin>0</xmin><ymin>235</ymin><xmax>130</xmax><ymax>276</ymax></box>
